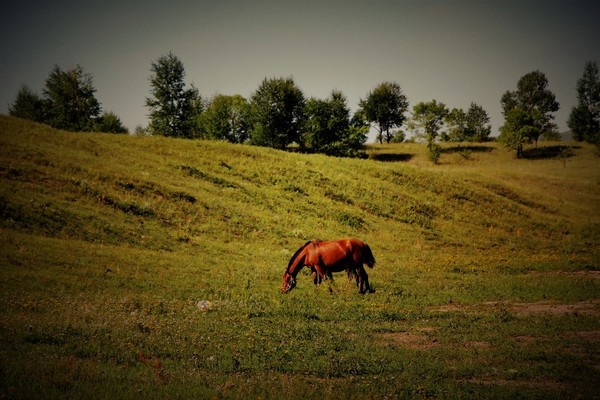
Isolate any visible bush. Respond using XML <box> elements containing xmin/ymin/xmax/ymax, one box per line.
<box><xmin>428</xmin><ymin>143</ymin><xmax>442</xmax><ymax>164</ymax></box>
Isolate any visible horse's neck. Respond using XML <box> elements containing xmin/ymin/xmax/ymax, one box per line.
<box><xmin>288</xmin><ymin>253</ymin><xmax>306</xmax><ymax>277</ymax></box>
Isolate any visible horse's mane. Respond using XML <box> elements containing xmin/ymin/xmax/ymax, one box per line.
<box><xmin>286</xmin><ymin>239</ymin><xmax>320</xmax><ymax>273</ymax></box>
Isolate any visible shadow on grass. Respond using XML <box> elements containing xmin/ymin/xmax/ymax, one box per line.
<box><xmin>370</xmin><ymin>153</ymin><xmax>414</xmax><ymax>162</ymax></box>
<box><xmin>522</xmin><ymin>145</ymin><xmax>581</xmax><ymax>160</ymax></box>
<box><xmin>442</xmin><ymin>145</ymin><xmax>495</xmax><ymax>154</ymax></box>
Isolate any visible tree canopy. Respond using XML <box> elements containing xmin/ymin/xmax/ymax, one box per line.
<box><xmin>465</xmin><ymin>103</ymin><xmax>492</xmax><ymax>142</ymax></box>
<box><xmin>146</xmin><ymin>52</ymin><xmax>202</xmax><ymax>138</ymax></box>
<box><xmin>8</xmin><ymin>85</ymin><xmax>45</xmax><ymax>123</ymax></box>
<box><xmin>499</xmin><ymin>108</ymin><xmax>538</xmax><ymax>158</ymax></box>
<box><xmin>358</xmin><ymin>82</ymin><xmax>409</xmax><ymax>144</ymax></box>
<box><xmin>499</xmin><ymin>71</ymin><xmax>559</xmax><ymax>156</ymax></box>
<box><xmin>499</xmin><ymin>71</ymin><xmax>559</xmax><ymax>157</ymax></box>
<box><xmin>410</xmin><ymin>100</ymin><xmax>448</xmax><ymax>142</ymax></box>
<box><xmin>409</xmin><ymin>100</ymin><xmax>448</xmax><ymax>163</ymax></box>
<box><xmin>9</xmin><ymin>65</ymin><xmax>129</xmax><ymax>134</ymax></box>
<box><xmin>249</xmin><ymin>77</ymin><xmax>305</xmax><ymax>149</ymax></box>
<box><xmin>199</xmin><ymin>94</ymin><xmax>250</xmax><ymax>143</ymax></box>
<box><xmin>568</xmin><ymin>61</ymin><xmax>600</xmax><ymax>144</ymax></box>
<box><xmin>95</xmin><ymin>111</ymin><xmax>128</xmax><ymax>134</ymax></box>
<box><xmin>302</xmin><ymin>90</ymin><xmax>367</xmax><ymax>157</ymax></box>
<box><xmin>43</xmin><ymin>65</ymin><xmax>102</xmax><ymax>132</ymax></box>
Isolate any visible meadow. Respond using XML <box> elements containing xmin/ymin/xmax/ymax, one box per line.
<box><xmin>0</xmin><ymin>115</ymin><xmax>599</xmax><ymax>399</ymax></box>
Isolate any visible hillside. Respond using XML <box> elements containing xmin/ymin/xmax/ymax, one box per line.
<box><xmin>2</xmin><ymin>115</ymin><xmax>597</xmax><ymax>261</ymax></box>
<box><xmin>1</xmin><ymin>115</ymin><xmax>599</xmax><ymax>399</ymax></box>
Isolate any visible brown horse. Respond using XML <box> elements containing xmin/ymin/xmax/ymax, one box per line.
<box><xmin>281</xmin><ymin>238</ymin><xmax>375</xmax><ymax>294</ymax></box>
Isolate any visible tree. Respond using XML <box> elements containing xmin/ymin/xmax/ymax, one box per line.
<box><xmin>499</xmin><ymin>108</ymin><xmax>538</xmax><ymax>158</ymax></box>
<box><xmin>465</xmin><ymin>103</ymin><xmax>492</xmax><ymax>142</ymax></box>
<box><xmin>8</xmin><ymin>85</ymin><xmax>45</xmax><ymax>122</ymax></box>
<box><xmin>134</xmin><ymin>125</ymin><xmax>149</xmax><ymax>136</ymax></box>
<box><xmin>303</xmin><ymin>90</ymin><xmax>352</xmax><ymax>154</ymax></box>
<box><xmin>302</xmin><ymin>90</ymin><xmax>367</xmax><ymax>157</ymax></box>
<box><xmin>358</xmin><ymin>82</ymin><xmax>409</xmax><ymax>144</ymax></box>
<box><xmin>444</xmin><ymin>108</ymin><xmax>468</xmax><ymax>142</ymax></box>
<box><xmin>568</xmin><ymin>61</ymin><xmax>600</xmax><ymax>144</ymax></box>
<box><xmin>199</xmin><ymin>94</ymin><xmax>250</xmax><ymax>143</ymax></box>
<box><xmin>441</xmin><ymin>103</ymin><xmax>491</xmax><ymax>143</ymax></box>
<box><xmin>95</xmin><ymin>111</ymin><xmax>128</xmax><ymax>134</ymax></box>
<box><xmin>43</xmin><ymin>65</ymin><xmax>101</xmax><ymax>131</ymax></box>
<box><xmin>249</xmin><ymin>77</ymin><xmax>305</xmax><ymax>149</ymax></box>
<box><xmin>410</xmin><ymin>100</ymin><xmax>448</xmax><ymax>163</ymax></box>
<box><xmin>347</xmin><ymin>109</ymin><xmax>371</xmax><ymax>151</ymax></box>
<box><xmin>500</xmin><ymin>70</ymin><xmax>559</xmax><ymax>153</ymax></box>
<box><xmin>146</xmin><ymin>52</ymin><xmax>202</xmax><ymax>138</ymax></box>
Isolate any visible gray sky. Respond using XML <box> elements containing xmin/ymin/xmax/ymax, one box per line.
<box><xmin>1</xmin><ymin>0</ymin><xmax>599</xmax><ymax>139</ymax></box>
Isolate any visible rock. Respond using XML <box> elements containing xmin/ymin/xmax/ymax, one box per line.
<box><xmin>197</xmin><ymin>300</ymin><xmax>213</xmax><ymax>312</ymax></box>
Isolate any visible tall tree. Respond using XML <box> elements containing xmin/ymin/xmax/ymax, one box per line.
<box><xmin>444</xmin><ymin>107</ymin><xmax>468</xmax><ymax>142</ymax></box>
<box><xmin>42</xmin><ymin>65</ymin><xmax>101</xmax><ymax>131</ymax></box>
<box><xmin>249</xmin><ymin>77</ymin><xmax>305</xmax><ymax>149</ymax></box>
<box><xmin>410</xmin><ymin>100</ymin><xmax>448</xmax><ymax>143</ymax></box>
<box><xmin>8</xmin><ymin>85</ymin><xmax>45</xmax><ymax>123</ymax></box>
<box><xmin>409</xmin><ymin>100</ymin><xmax>448</xmax><ymax>163</ymax></box>
<box><xmin>568</xmin><ymin>61</ymin><xmax>600</xmax><ymax>143</ymax></box>
<box><xmin>500</xmin><ymin>70</ymin><xmax>559</xmax><ymax>153</ymax></box>
<box><xmin>465</xmin><ymin>102</ymin><xmax>492</xmax><ymax>142</ymax></box>
<box><xmin>303</xmin><ymin>90</ymin><xmax>350</xmax><ymax>154</ymax></box>
<box><xmin>302</xmin><ymin>90</ymin><xmax>366</xmax><ymax>157</ymax></box>
<box><xmin>199</xmin><ymin>94</ymin><xmax>250</xmax><ymax>143</ymax></box>
<box><xmin>358</xmin><ymin>82</ymin><xmax>409</xmax><ymax>144</ymax></box>
<box><xmin>146</xmin><ymin>52</ymin><xmax>201</xmax><ymax>138</ymax></box>
<box><xmin>442</xmin><ymin>103</ymin><xmax>491</xmax><ymax>143</ymax></box>
<box><xmin>499</xmin><ymin>108</ymin><xmax>537</xmax><ymax>158</ymax></box>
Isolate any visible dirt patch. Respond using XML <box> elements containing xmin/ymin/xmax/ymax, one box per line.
<box><xmin>460</xmin><ymin>378</ymin><xmax>571</xmax><ymax>391</ymax></box>
<box><xmin>434</xmin><ymin>303</ymin><xmax>478</xmax><ymax>314</ymax></box>
<box><xmin>567</xmin><ymin>330</ymin><xmax>600</xmax><ymax>341</ymax></box>
<box><xmin>528</xmin><ymin>270</ymin><xmax>600</xmax><ymax>279</ymax></box>
<box><xmin>512</xmin><ymin>335</ymin><xmax>539</xmax><ymax>344</ymax></box>
<box><xmin>464</xmin><ymin>341</ymin><xmax>490</xmax><ymax>349</ymax></box>
<box><xmin>511</xmin><ymin>300</ymin><xmax>600</xmax><ymax>316</ymax></box>
<box><xmin>376</xmin><ymin>331</ymin><xmax>439</xmax><ymax>350</ymax></box>
<box><xmin>435</xmin><ymin>303</ymin><xmax>463</xmax><ymax>312</ymax></box>
<box><xmin>478</xmin><ymin>299</ymin><xmax>600</xmax><ymax>317</ymax></box>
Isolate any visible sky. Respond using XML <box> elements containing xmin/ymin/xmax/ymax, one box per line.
<box><xmin>1</xmin><ymin>0</ymin><xmax>599</xmax><ymax>140</ymax></box>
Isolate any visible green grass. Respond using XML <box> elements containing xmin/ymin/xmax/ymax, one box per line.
<box><xmin>1</xmin><ymin>115</ymin><xmax>599</xmax><ymax>399</ymax></box>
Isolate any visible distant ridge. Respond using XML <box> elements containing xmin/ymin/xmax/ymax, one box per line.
<box><xmin>559</xmin><ymin>130</ymin><xmax>573</xmax><ymax>141</ymax></box>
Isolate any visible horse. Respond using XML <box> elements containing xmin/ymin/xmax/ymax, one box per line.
<box><xmin>281</xmin><ymin>238</ymin><xmax>375</xmax><ymax>294</ymax></box>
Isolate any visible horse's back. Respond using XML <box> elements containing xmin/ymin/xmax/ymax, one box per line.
<box><xmin>314</xmin><ymin>238</ymin><xmax>368</xmax><ymax>264</ymax></box>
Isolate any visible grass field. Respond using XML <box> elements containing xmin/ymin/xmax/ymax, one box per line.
<box><xmin>1</xmin><ymin>115</ymin><xmax>599</xmax><ymax>399</ymax></box>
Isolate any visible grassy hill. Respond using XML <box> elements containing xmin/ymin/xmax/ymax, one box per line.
<box><xmin>1</xmin><ymin>115</ymin><xmax>599</xmax><ymax>399</ymax></box>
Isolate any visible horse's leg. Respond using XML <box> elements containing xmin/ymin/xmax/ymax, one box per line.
<box><xmin>347</xmin><ymin>267</ymin><xmax>356</xmax><ymax>283</ymax></box>
<box><xmin>311</xmin><ymin>269</ymin><xmax>320</xmax><ymax>285</ymax></box>
<box><xmin>311</xmin><ymin>266</ymin><xmax>326</xmax><ymax>286</ymax></box>
<box><xmin>316</xmin><ymin>270</ymin><xmax>336</xmax><ymax>293</ymax></box>
<box><xmin>357</xmin><ymin>265</ymin><xmax>371</xmax><ymax>294</ymax></box>
<box><xmin>347</xmin><ymin>265</ymin><xmax>360</xmax><ymax>289</ymax></box>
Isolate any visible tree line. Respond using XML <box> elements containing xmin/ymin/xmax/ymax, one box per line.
<box><xmin>8</xmin><ymin>53</ymin><xmax>600</xmax><ymax>159</ymax></box>
<box><xmin>8</xmin><ymin>65</ymin><xmax>128</xmax><ymax>134</ymax></box>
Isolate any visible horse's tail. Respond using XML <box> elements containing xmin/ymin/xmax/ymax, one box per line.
<box><xmin>362</xmin><ymin>243</ymin><xmax>376</xmax><ymax>268</ymax></box>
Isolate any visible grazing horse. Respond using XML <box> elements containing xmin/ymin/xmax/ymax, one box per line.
<box><xmin>281</xmin><ymin>238</ymin><xmax>375</xmax><ymax>294</ymax></box>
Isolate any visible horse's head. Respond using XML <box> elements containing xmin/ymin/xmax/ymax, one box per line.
<box><xmin>281</xmin><ymin>272</ymin><xmax>296</xmax><ymax>294</ymax></box>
